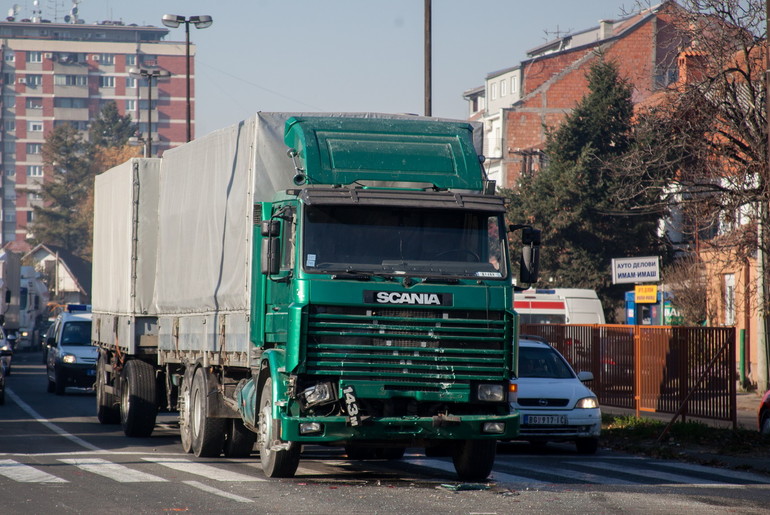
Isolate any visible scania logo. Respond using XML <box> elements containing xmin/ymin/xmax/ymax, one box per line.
<box><xmin>364</xmin><ymin>290</ymin><xmax>453</xmax><ymax>306</ymax></box>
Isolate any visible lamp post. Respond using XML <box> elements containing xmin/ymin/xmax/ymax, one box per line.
<box><xmin>161</xmin><ymin>14</ymin><xmax>213</xmax><ymax>142</ymax></box>
<box><xmin>128</xmin><ymin>67</ymin><xmax>171</xmax><ymax>157</ymax></box>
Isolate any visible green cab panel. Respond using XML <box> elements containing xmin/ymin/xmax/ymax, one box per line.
<box><xmin>284</xmin><ymin>116</ymin><xmax>484</xmax><ymax>190</ymax></box>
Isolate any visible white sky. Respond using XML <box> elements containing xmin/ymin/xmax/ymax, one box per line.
<box><xmin>16</xmin><ymin>0</ymin><xmax>639</xmax><ymax>136</ymax></box>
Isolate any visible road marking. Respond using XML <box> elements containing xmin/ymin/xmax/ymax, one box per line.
<box><xmin>409</xmin><ymin>458</ymin><xmax>547</xmax><ymax>485</ymax></box>
<box><xmin>653</xmin><ymin>461</ymin><xmax>770</xmax><ymax>484</ymax></box>
<box><xmin>496</xmin><ymin>461</ymin><xmax>637</xmax><ymax>485</ymax></box>
<box><xmin>59</xmin><ymin>458</ymin><xmax>167</xmax><ymax>482</ymax></box>
<box><xmin>142</xmin><ymin>457</ymin><xmax>265</xmax><ymax>482</ymax></box>
<box><xmin>6</xmin><ymin>388</ymin><xmax>101</xmax><ymax>452</ymax></box>
<box><xmin>183</xmin><ymin>480</ymin><xmax>254</xmax><ymax>503</ymax></box>
<box><xmin>569</xmin><ymin>461</ymin><xmax>723</xmax><ymax>484</ymax></box>
<box><xmin>0</xmin><ymin>459</ymin><xmax>68</xmax><ymax>483</ymax></box>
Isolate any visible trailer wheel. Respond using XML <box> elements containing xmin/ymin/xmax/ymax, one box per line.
<box><xmin>178</xmin><ymin>370</ymin><xmax>193</xmax><ymax>453</ymax></box>
<box><xmin>119</xmin><ymin>360</ymin><xmax>157</xmax><ymax>437</ymax></box>
<box><xmin>96</xmin><ymin>354</ymin><xmax>120</xmax><ymax>425</ymax></box>
<box><xmin>452</xmin><ymin>439</ymin><xmax>496</xmax><ymax>481</ymax></box>
<box><xmin>223</xmin><ymin>418</ymin><xmax>256</xmax><ymax>458</ymax></box>
<box><xmin>258</xmin><ymin>376</ymin><xmax>300</xmax><ymax>478</ymax></box>
<box><xmin>190</xmin><ymin>367</ymin><xmax>226</xmax><ymax>457</ymax></box>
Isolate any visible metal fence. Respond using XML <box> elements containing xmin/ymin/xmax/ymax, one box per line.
<box><xmin>520</xmin><ymin>324</ymin><xmax>737</xmax><ymax>427</ymax></box>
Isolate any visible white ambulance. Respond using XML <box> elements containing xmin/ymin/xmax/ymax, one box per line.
<box><xmin>514</xmin><ymin>288</ymin><xmax>605</xmax><ymax>325</ymax></box>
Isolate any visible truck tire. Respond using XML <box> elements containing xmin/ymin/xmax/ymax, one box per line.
<box><xmin>190</xmin><ymin>367</ymin><xmax>226</xmax><ymax>457</ymax></box>
<box><xmin>120</xmin><ymin>360</ymin><xmax>157</xmax><ymax>437</ymax></box>
<box><xmin>223</xmin><ymin>418</ymin><xmax>256</xmax><ymax>458</ymax></box>
<box><xmin>258</xmin><ymin>376</ymin><xmax>300</xmax><ymax>478</ymax></box>
<box><xmin>178</xmin><ymin>370</ymin><xmax>194</xmax><ymax>453</ymax></box>
<box><xmin>452</xmin><ymin>439</ymin><xmax>496</xmax><ymax>482</ymax></box>
<box><xmin>96</xmin><ymin>354</ymin><xmax>120</xmax><ymax>425</ymax></box>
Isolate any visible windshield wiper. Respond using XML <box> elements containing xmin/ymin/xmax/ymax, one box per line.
<box><xmin>420</xmin><ymin>276</ymin><xmax>460</xmax><ymax>284</ymax></box>
<box><xmin>331</xmin><ymin>270</ymin><xmax>373</xmax><ymax>281</ymax></box>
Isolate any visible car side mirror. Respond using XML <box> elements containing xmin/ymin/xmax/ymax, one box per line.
<box><xmin>577</xmin><ymin>371</ymin><xmax>594</xmax><ymax>382</ymax></box>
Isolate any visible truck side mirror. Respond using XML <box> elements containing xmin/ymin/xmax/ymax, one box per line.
<box><xmin>519</xmin><ymin>227</ymin><xmax>540</xmax><ymax>285</ymax></box>
<box><xmin>260</xmin><ymin>220</ymin><xmax>281</xmax><ymax>276</ymax></box>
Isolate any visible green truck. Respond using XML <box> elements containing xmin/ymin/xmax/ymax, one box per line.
<box><xmin>91</xmin><ymin>113</ymin><xmax>539</xmax><ymax>481</ymax></box>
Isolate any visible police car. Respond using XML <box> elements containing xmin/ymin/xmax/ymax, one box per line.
<box><xmin>45</xmin><ymin>304</ymin><xmax>95</xmax><ymax>395</ymax></box>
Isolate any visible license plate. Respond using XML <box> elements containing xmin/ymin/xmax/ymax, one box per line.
<box><xmin>524</xmin><ymin>415</ymin><xmax>566</xmax><ymax>425</ymax></box>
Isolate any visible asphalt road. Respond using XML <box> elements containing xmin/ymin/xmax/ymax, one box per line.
<box><xmin>2</xmin><ymin>350</ymin><xmax>770</xmax><ymax>514</ymax></box>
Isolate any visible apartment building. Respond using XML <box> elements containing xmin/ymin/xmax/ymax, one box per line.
<box><xmin>0</xmin><ymin>15</ymin><xmax>192</xmax><ymax>249</ymax></box>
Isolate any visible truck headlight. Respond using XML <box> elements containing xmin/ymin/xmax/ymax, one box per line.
<box><xmin>477</xmin><ymin>384</ymin><xmax>504</xmax><ymax>402</ymax></box>
<box><xmin>483</xmin><ymin>422</ymin><xmax>505</xmax><ymax>434</ymax></box>
<box><xmin>300</xmin><ymin>382</ymin><xmax>336</xmax><ymax>408</ymax></box>
<box><xmin>62</xmin><ymin>354</ymin><xmax>77</xmax><ymax>364</ymax></box>
<box><xmin>575</xmin><ymin>396</ymin><xmax>599</xmax><ymax>409</ymax></box>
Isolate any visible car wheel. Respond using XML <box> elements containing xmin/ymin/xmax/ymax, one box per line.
<box><xmin>119</xmin><ymin>360</ymin><xmax>157</xmax><ymax>437</ymax></box>
<box><xmin>576</xmin><ymin>437</ymin><xmax>599</xmax><ymax>455</ymax></box>
<box><xmin>452</xmin><ymin>439</ymin><xmax>496</xmax><ymax>481</ymax></box>
<box><xmin>190</xmin><ymin>367</ymin><xmax>226</xmax><ymax>457</ymax></box>
<box><xmin>46</xmin><ymin>374</ymin><xmax>55</xmax><ymax>393</ymax></box>
<box><xmin>760</xmin><ymin>412</ymin><xmax>770</xmax><ymax>435</ymax></box>
<box><xmin>54</xmin><ymin>368</ymin><xmax>66</xmax><ymax>396</ymax></box>
<box><xmin>258</xmin><ymin>376</ymin><xmax>300</xmax><ymax>478</ymax></box>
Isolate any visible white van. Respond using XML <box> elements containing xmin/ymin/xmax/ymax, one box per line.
<box><xmin>514</xmin><ymin>288</ymin><xmax>605</xmax><ymax>324</ymax></box>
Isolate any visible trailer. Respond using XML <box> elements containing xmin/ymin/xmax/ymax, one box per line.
<box><xmin>92</xmin><ymin>113</ymin><xmax>540</xmax><ymax>480</ymax></box>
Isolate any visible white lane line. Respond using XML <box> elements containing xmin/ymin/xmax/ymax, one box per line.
<box><xmin>59</xmin><ymin>458</ymin><xmax>167</xmax><ymax>482</ymax></box>
<box><xmin>6</xmin><ymin>388</ymin><xmax>101</xmax><ymax>452</ymax></box>
<box><xmin>183</xmin><ymin>480</ymin><xmax>254</xmax><ymax>503</ymax></box>
<box><xmin>0</xmin><ymin>459</ymin><xmax>68</xmax><ymax>483</ymax></box>
<box><xmin>652</xmin><ymin>461</ymin><xmax>770</xmax><ymax>484</ymax></box>
<box><xmin>142</xmin><ymin>457</ymin><xmax>265</xmax><ymax>482</ymax></box>
<box><xmin>572</xmin><ymin>461</ymin><xmax>723</xmax><ymax>484</ymax></box>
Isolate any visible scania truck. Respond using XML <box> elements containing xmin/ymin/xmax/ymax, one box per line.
<box><xmin>91</xmin><ymin>113</ymin><xmax>540</xmax><ymax>481</ymax></box>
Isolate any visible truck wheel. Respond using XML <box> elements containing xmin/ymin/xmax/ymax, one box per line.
<box><xmin>258</xmin><ymin>376</ymin><xmax>300</xmax><ymax>478</ymax></box>
<box><xmin>190</xmin><ymin>367</ymin><xmax>226</xmax><ymax>457</ymax></box>
<box><xmin>178</xmin><ymin>371</ymin><xmax>193</xmax><ymax>453</ymax></box>
<box><xmin>223</xmin><ymin>418</ymin><xmax>256</xmax><ymax>458</ymax></box>
<box><xmin>120</xmin><ymin>360</ymin><xmax>157</xmax><ymax>437</ymax></box>
<box><xmin>54</xmin><ymin>369</ymin><xmax>66</xmax><ymax>396</ymax></box>
<box><xmin>96</xmin><ymin>354</ymin><xmax>120</xmax><ymax>425</ymax></box>
<box><xmin>452</xmin><ymin>439</ymin><xmax>496</xmax><ymax>482</ymax></box>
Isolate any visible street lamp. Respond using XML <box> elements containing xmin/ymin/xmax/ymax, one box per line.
<box><xmin>128</xmin><ymin>67</ymin><xmax>171</xmax><ymax>157</ymax></box>
<box><xmin>161</xmin><ymin>14</ymin><xmax>213</xmax><ymax>143</ymax></box>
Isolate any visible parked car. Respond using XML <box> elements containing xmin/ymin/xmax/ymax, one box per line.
<box><xmin>509</xmin><ymin>337</ymin><xmax>601</xmax><ymax>454</ymax></box>
<box><xmin>45</xmin><ymin>305</ymin><xmax>96</xmax><ymax>395</ymax></box>
<box><xmin>758</xmin><ymin>390</ymin><xmax>770</xmax><ymax>434</ymax></box>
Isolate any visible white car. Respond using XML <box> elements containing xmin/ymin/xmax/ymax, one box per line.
<box><xmin>45</xmin><ymin>305</ymin><xmax>96</xmax><ymax>395</ymax></box>
<box><xmin>509</xmin><ymin>337</ymin><xmax>601</xmax><ymax>454</ymax></box>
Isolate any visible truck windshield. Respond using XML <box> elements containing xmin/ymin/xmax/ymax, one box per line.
<box><xmin>302</xmin><ymin>204</ymin><xmax>507</xmax><ymax>279</ymax></box>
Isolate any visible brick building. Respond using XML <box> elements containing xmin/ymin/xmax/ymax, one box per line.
<box><xmin>0</xmin><ymin>10</ymin><xmax>194</xmax><ymax>250</ymax></box>
<box><xmin>466</xmin><ymin>1</ymin><xmax>684</xmax><ymax>189</ymax></box>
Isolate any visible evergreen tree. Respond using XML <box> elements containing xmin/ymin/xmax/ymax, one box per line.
<box><xmin>89</xmin><ymin>101</ymin><xmax>136</xmax><ymax>148</ymax></box>
<box><xmin>506</xmin><ymin>58</ymin><xmax>667</xmax><ymax>320</ymax></box>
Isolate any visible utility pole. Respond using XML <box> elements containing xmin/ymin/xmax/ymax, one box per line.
<box><xmin>424</xmin><ymin>0</ymin><xmax>432</xmax><ymax>117</ymax></box>
<box><xmin>759</xmin><ymin>0</ymin><xmax>770</xmax><ymax>392</ymax></box>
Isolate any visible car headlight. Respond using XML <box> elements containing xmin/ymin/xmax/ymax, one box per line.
<box><xmin>0</xmin><ymin>344</ymin><xmax>10</xmax><ymax>352</ymax></box>
<box><xmin>62</xmin><ymin>354</ymin><xmax>77</xmax><ymax>364</ymax></box>
<box><xmin>575</xmin><ymin>396</ymin><xmax>599</xmax><ymax>409</ymax></box>
<box><xmin>477</xmin><ymin>384</ymin><xmax>505</xmax><ymax>402</ymax></box>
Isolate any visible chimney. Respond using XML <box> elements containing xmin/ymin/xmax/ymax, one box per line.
<box><xmin>599</xmin><ymin>19</ymin><xmax>612</xmax><ymax>40</ymax></box>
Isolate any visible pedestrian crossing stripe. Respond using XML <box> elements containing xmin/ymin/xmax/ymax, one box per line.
<box><xmin>0</xmin><ymin>459</ymin><xmax>68</xmax><ymax>483</ymax></box>
<box><xmin>59</xmin><ymin>458</ymin><xmax>167</xmax><ymax>483</ymax></box>
<box><xmin>142</xmin><ymin>457</ymin><xmax>265</xmax><ymax>482</ymax></box>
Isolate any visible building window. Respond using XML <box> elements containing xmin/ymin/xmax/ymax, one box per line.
<box><xmin>125</xmin><ymin>99</ymin><xmax>136</xmax><ymax>111</ymax></box>
<box><xmin>25</xmin><ymin>74</ymin><xmax>43</xmax><ymax>87</ymax></box>
<box><xmin>140</xmin><ymin>55</ymin><xmax>158</xmax><ymax>66</ymax></box>
<box><xmin>5</xmin><ymin>167</ymin><xmax>15</xmax><ymax>177</ymax></box>
<box><xmin>4</xmin><ymin>188</ymin><xmax>15</xmax><ymax>200</ymax></box>
<box><xmin>99</xmin><ymin>76</ymin><xmax>115</xmax><ymax>88</ymax></box>
<box><xmin>28</xmin><ymin>192</ymin><xmax>42</xmax><ymax>202</ymax></box>
<box><xmin>126</xmin><ymin>54</ymin><xmax>136</xmax><ymax>66</ymax></box>
<box><xmin>27</xmin><ymin>51</ymin><xmax>42</xmax><ymax>63</ymax></box>
<box><xmin>98</xmin><ymin>53</ymin><xmax>114</xmax><ymax>65</ymax></box>
<box><xmin>4</xmin><ymin>120</ymin><xmax>15</xmax><ymax>132</ymax></box>
<box><xmin>501</xmin><ymin>80</ymin><xmax>507</xmax><ymax>97</ymax></box>
<box><xmin>27</xmin><ymin>165</ymin><xmax>43</xmax><ymax>177</ymax></box>
<box><xmin>4</xmin><ymin>211</ymin><xmax>15</xmax><ymax>222</ymax></box>
<box><xmin>25</xmin><ymin>97</ymin><xmax>43</xmax><ymax>109</ymax></box>
<box><xmin>490</xmin><ymin>83</ymin><xmax>497</xmax><ymax>100</ymax></box>
<box><xmin>53</xmin><ymin>120</ymin><xmax>88</xmax><ymax>130</ymax></box>
<box><xmin>54</xmin><ymin>97</ymin><xmax>88</xmax><ymax>108</ymax></box>
<box><xmin>125</xmin><ymin>77</ymin><xmax>137</xmax><ymax>88</ymax></box>
<box><xmin>27</xmin><ymin>120</ymin><xmax>44</xmax><ymax>132</ymax></box>
<box><xmin>26</xmin><ymin>211</ymin><xmax>34</xmax><ymax>223</ymax></box>
<box><xmin>4</xmin><ymin>51</ymin><xmax>14</xmax><ymax>62</ymax></box>
<box><xmin>2</xmin><ymin>72</ymin><xmax>14</xmax><ymax>84</ymax></box>
<box><xmin>511</xmin><ymin>77</ymin><xmax>517</xmax><ymax>93</ymax></box>
<box><xmin>54</xmin><ymin>74</ymin><xmax>88</xmax><ymax>87</ymax></box>
<box><xmin>4</xmin><ymin>141</ymin><xmax>15</xmax><ymax>154</ymax></box>
<box><xmin>26</xmin><ymin>143</ymin><xmax>42</xmax><ymax>154</ymax></box>
<box><xmin>3</xmin><ymin>95</ymin><xmax>15</xmax><ymax>108</ymax></box>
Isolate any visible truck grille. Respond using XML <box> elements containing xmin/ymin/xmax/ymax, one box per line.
<box><xmin>306</xmin><ymin>305</ymin><xmax>510</xmax><ymax>390</ymax></box>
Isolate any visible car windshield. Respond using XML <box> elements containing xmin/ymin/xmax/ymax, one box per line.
<box><xmin>61</xmin><ymin>321</ymin><xmax>91</xmax><ymax>346</ymax></box>
<box><xmin>518</xmin><ymin>346</ymin><xmax>575</xmax><ymax>379</ymax></box>
<box><xmin>302</xmin><ymin>204</ymin><xmax>507</xmax><ymax>279</ymax></box>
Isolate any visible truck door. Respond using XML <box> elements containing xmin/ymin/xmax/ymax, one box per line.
<box><xmin>263</xmin><ymin>206</ymin><xmax>296</xmax><ymax>346</ymax></box>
